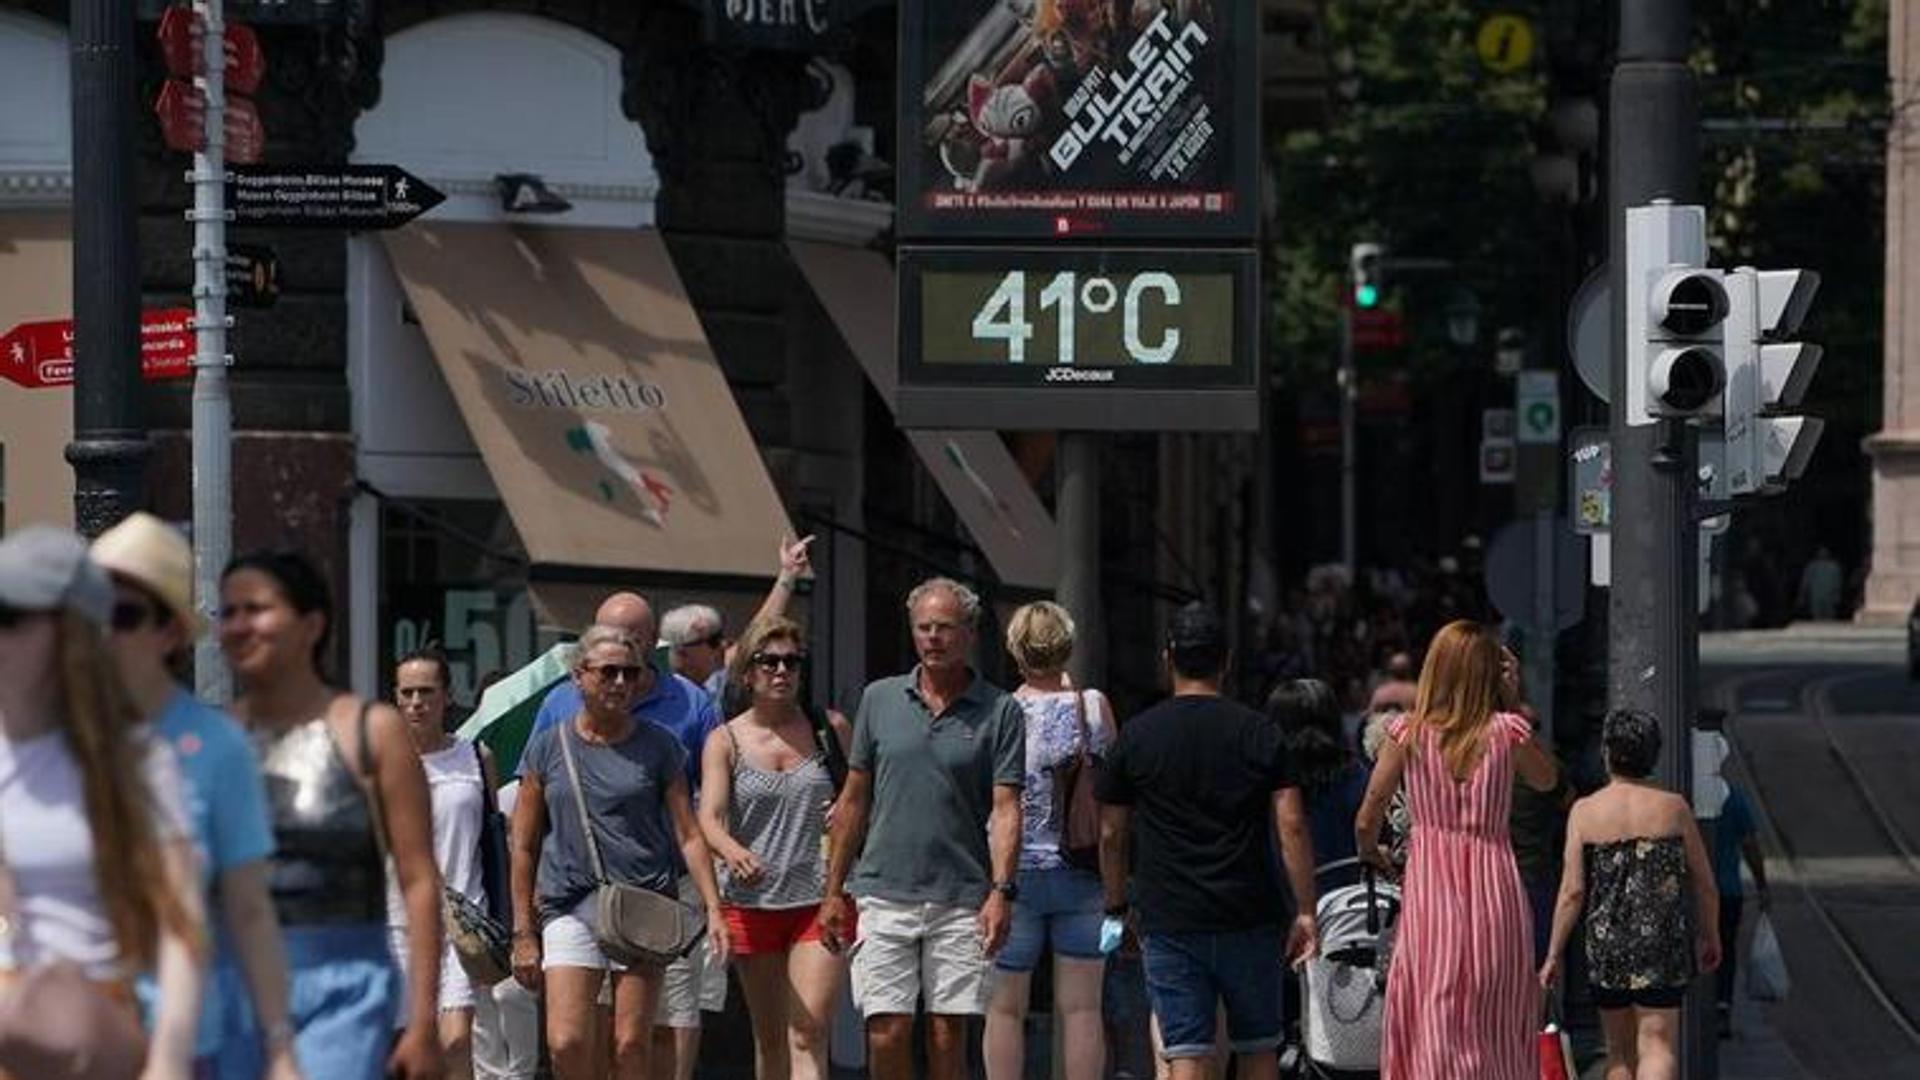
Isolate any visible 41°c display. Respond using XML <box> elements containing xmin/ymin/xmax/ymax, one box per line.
<box><xmin>895</xmin><ymin>247</ymin><xmax>1257</xmax><ymax>432</ymax></box>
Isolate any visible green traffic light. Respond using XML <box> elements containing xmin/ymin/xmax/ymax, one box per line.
<box><xmin>1356</xmin><ymin>283</ymin><xmax>1381</xmax><ymax>308</ymax></box>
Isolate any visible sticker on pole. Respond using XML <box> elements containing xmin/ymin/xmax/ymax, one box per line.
<box><xmin>0</xmin><ymin>310</ymin><xmax>196</xmax><ymax>389</ymax></box>
<box><xmin>1517</xmin><ymin>370</ymin><xmax>1560</xmax><ymax>444</ymax></box>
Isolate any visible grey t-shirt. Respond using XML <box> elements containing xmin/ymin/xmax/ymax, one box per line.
<box><xmin>848</xmin><ymin>671</ymin><xmax>1025</xmax><ymax>908</ymax></box>
<box><xmin>523</xmin><ymin>719</ymin><xmax>687</xmax><ymax>921</ymax></box>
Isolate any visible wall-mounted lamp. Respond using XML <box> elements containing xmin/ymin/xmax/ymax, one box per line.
<box><xmin>496</xmin><ymin>173</ymin><xmax>573</xmax><ymax>214</ymax></box>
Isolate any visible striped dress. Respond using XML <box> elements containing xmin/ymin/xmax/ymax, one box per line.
<box><xmin>1382</xmin><ymin>712</ymin><xmax>1537</xmax><ymax>1080</ymax></box>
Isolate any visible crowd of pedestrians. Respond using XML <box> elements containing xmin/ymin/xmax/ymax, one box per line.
<box><xmin>0</xmin><ymin>515</ymin><xmax>1746</xmax><ymax>1080</ymax></box>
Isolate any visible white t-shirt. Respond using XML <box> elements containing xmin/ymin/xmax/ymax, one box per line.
<box><xmin>0</xmin><ymin>727</ymin><xmax>191</xmax><ymax>978</ymax></box>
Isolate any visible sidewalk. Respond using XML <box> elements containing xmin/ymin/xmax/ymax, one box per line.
<box><xmin>1718</xmin><ymin>985</ymin><xmax>1814</xmax><ymax>1080</ymax></box>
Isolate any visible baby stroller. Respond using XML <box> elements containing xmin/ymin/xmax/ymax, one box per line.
<box><xmin>1297</xmin><ymin>857</ymin><xmax>1400</xmax><ymax>1079</ymax></box>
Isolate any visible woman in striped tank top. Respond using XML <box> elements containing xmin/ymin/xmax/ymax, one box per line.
<box><xmin>1355</xmin><ymin>621</ymin><xmax>1561</xmax><ymax>1080</ymax></box>
<box><xmin>696</xmin><ymin>615</ymin><xmax>852</xmax><ymax>1080</ymax></box>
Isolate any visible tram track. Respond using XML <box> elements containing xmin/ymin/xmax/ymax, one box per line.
<box><xmin>1717</xmin><ymin>667</ymin><xmax>1920</xmax><ymax>1060</ymax></box>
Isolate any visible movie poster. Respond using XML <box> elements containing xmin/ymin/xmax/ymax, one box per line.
<box><xmin>898</xmin><ymin>0</ymin><xmax>1258</xmax><ymax>240</ymax></box>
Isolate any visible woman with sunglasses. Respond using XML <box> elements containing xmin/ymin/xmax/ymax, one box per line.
<box><xmin>510</xmin><ymin>625</ymin><xmax>729</xmax><ymax>1080</ymax></box>
<box><xmin>0</xmin><ymin>527</ymin><xmax>205</xmax><ymax>1079</ymax></box>
<box><xmin>220</xmin><ymin>551</ymin><xmax>445</xmax><ymax>1080</ymax></box>
<box><xmin>92</xmin><ymin>514</ymin><xmax>300</xmax><ymax>1080</ymax></box>
<box><xmin>696</xmin><ymin>616</ymin><xmax>851</xmax><ymax>1080</ymax></box>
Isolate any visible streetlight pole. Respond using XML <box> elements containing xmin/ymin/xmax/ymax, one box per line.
<box><xmin>191</xmin><ymin>0</ymin><xmax>234</xmax><ymax>702</ymax></box>
<box><xmin>1609</xmin><ymin>1</ymin><xmax>1711</xmax><ymax>1073</ymax></box>
<box><xmin>69</xmin><ymin>0</ymin><xmax>148</xmax><ymax>533</ymax></box>
<box><xmin>1339</xmin><ymin>306</ymin><xmax>1357</xmax><ymax>582</ymax></box>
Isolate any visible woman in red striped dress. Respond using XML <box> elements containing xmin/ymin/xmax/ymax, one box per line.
<box><xmin>1355</xmin><ymin>621</ymin><xmax>1560</xmax><ymax>1080</ymax></box>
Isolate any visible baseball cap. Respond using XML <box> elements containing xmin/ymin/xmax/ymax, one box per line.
<box><xmin>0</xmin><ymin>526</ymin><xmax>114</xmax><ymax>629</ymax></box>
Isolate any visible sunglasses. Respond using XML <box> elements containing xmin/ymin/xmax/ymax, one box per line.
<box><xmin>584</xmin><ymin>663</ymin><xmax>645</xmax><ymax>684</ymax></box>
<box><xmin>751</xmin><ymin>652</ymin><xmax>806</xmax><ymax>673</ymax></box>
<box><xmin>111</xmin><ymin>601</ymin><xmax>172</xmax><ymax>633</ymax></box>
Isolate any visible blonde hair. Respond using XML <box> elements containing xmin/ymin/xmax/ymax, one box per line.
<box><xmin>728</xmin><ymin>615</ymin><xmax>807</xmax><ymax>692</ymax></box>
<box><xmin>572</xmin><ymin>624</ymin><xmax>644</xmax><ymax>668</ymax></box>
<box><xmin>1409</xmin><ymin>620</ymin><xmax>1504</xmax><ymax>779</ymax></box>
<box><xmin>1005</xmin><ymin>601</ymin><xmax>1075</xmax><ymax>675</ymax></box>
<box><xmin>57</xmin><ymin>611</ymin><xmax>203</xmax><ymax>970</ymax></box>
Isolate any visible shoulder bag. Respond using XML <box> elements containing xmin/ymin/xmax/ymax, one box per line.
<box><xmin>445</xmin><ymin>742</ymin><xmax>512</xmax><ymax>987</ymax></box>
<box><xmin>1060</xmin><ymin>690</ymin><xmax>1105</xmax><ymax>871</ymax></box>
<box><xmin>0</xmin><ymin>771</ymin><xmax>148</xmax><ymax>1080</ymax></box>
<box><xmin>557</xmin><ymin>719</ymin><xmax>706</xmax><ymax>968</ymax></box>
<box><xmin>802</xmin><ymin>702</ymin><xmax>849</xmax><ymax>793</ymax></box>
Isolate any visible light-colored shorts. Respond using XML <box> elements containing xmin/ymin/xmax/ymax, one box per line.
<box><xmin>657</xmin><ymin>877</ymin><xmax>727</xmax><ymax>1029</ymax></box>
<box><xmin>541</xmin><ymin>883</ymin><xmax>725</xmax><ymax>1028</ymax></box>
<box><xmin>388</xmin><ymin>926</ymin><xmax>476</xmax><ymax>1016</ymax></box>
<box><xmin>849</xmin><ymin>896</ymin><xmax>991</xmax><ymax>1018</ymax></box>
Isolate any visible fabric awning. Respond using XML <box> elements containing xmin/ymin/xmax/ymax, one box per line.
<box><xmin>788</xmin><ymin>240</ymin><xmax>1058</xmax><ymax>590</ymax></box>
<box><xmin>382</xmin><ymin>224</ymin><xmax>793</xmax><ymax>579</ymax></box>
<box><xmin>0</xmin><ymin>211</ymin><xmax>72</xmax><ymax>529</ymax></box>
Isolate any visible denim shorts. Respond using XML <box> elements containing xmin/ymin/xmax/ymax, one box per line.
<box><xmin>997</xmin><ymin>867</ymin><xmax>1106</xmax><ymax>972</ymax></box>
<box><xmin>1141</xmin><ymin>925</ymin><xmax>1283</xmax><ymax>1058</ymax></box>
<box><xmin>214</xmin><ymin>923</ymin><xmax>399</xmax><ymax>1080</ymax></box>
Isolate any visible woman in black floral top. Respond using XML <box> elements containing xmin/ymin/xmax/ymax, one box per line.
<box><xmin>1540</xmin><ymin>710</ymin><xmax>1720</xmax><ymax>1080</ymax></box>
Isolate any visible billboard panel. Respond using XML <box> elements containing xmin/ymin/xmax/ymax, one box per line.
<box><xmin>898</xmin><ymin>0</ymin><xmax>1259</xmax><ymax>240</ymax></box>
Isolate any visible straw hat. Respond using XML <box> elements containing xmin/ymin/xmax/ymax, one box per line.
<box><xmin>90</xmin><ymin>512</ymin><xmax>206</xmax><ymax>637</ymax></box>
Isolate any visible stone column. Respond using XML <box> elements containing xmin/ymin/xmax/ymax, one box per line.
<box><xmin>1864</xmin><ymin>0</ymin><xmax>1920</xmax><ymax>623</ymax></box>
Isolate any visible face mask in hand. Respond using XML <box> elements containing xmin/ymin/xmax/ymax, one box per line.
<box><xmin>1099</xmin><ymin>916</ymin><xmax>1125</xmax><ymax>956</ymax></box>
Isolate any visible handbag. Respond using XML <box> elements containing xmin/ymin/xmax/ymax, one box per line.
<box><xmin>1746</xmin><ymin>911</ymin><xmax>1791</xmax><ymax>1001</ymax></box>
<box><xmin>557</xmin><ymin>719</ymin><xmax>706</xmax><ymax>968</ymax></box>
<box><xmin>1059</xmin><ymin>689</ymin><xmax>1104</xmax><ymax>871</ymax></box>
<box><xmin>0</xmin><ymin>787</ymin><xmax>147</xmax><ymax>1080</ymax></box>
<box><xmin>1536</xmin><ymin>991</ymin><xmax>1577</xmax><ymax>1080</ymax></box>
<box><xmin>445</xmin><ymin>743</ymin><xmax>512</xmax><ymax>987</ymax></box>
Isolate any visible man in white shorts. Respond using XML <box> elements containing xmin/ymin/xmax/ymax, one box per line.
<box><xmin>820</xmin><ymin>578</ymin><xmax>1025</xmax><ymax>1080</ymax></box>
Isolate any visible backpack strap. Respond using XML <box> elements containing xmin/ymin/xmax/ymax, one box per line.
<box><xmin>802</xmin><ymin>702</ymin><xmax>848</xmax><ymax>793</ymax></box>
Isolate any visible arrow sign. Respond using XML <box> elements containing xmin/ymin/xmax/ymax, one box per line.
<box><xmin>1</xmin><ymin>310</ymin><xmax>196</xmax><ymax>390</ymax></box>
<box><xmin>155</xmin><ymin>79</ymin><xmax>266</xmax><ymax>164</ymax></box>
<box><xmin>226</xmin><ymin>164</ymin><xmax>445</xmax><ymax>229</ymax></box>
<box><xmin>157</xmin><ymin>7</ymin><xmax>267</xmax><ymax>95</ymax></box>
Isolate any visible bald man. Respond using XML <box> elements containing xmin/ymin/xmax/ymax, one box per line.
<box><xmin>521</xmin><ymin>591</ymin><xmax>725</xmax><ymax>1080</ymax></box>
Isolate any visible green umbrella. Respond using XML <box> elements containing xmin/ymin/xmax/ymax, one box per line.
<box><xmin>457</xmin><ymin>642</ymin><xmax>572</xmax><ymax>780</ymax></box>
<box><xmin>455</xmin><ymin>640</ymin><xmax>672</xmax><ymax>779</ymax></box>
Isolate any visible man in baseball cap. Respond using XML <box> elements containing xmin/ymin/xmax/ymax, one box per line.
<box><xmin>92</xmin><ymin>512</ymin><xmax>297</xmax><ymax>1078</ymax></box>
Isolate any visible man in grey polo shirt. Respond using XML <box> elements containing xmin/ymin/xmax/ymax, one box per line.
<box><xmin>821</xmin><ymin>576</ymin><xmax>1024</xmax><ymax>1080</ymax></box>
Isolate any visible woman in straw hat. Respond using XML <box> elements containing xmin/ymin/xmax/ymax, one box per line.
<box><xmin>0</xmin><ymin>525</ymin><xmax>205</xmax><ymax>1079</ymax></box>
<box><xmin>93</xmin><ymin>513</ymin><xmax>300</xmax><ymax>1080</ymax></box>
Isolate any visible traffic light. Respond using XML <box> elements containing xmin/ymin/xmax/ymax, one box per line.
<box><xmin>1721</xmin><ymin>267</ymin><xmax>1824</xmax><ymax>494</ymax></box>
<box><xmin>1625</xmin><ymin>202</ymin><xmax>1727</xmax><ymax>424</ymax></box>
<box><xmin>1350</xmin><ymin>242</ymin><xmax>1384</xmax><ymax>309</ymax></box>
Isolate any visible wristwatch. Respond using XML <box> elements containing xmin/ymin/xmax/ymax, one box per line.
<box><xmin>992</xmin><ymin>880</ymin><xmax>1019</xmax><ymax>901</ymax></box>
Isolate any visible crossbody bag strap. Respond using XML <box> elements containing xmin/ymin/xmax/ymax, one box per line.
<box><xmin>0</xmin><ymin>778</ymin><xmax>20</xmax><ymax>967</ymax></box>
<box><xmin>356</xmin><ymin>699</ymin><xmax>392</xmax><ymax>863</ymax></box>
<box><xmin>556</xmin><ymin>718</ymin><xmax>612</xmax><ymax>886</ymax></box>
<box><xmin>1071</xmin><ymin>688</ymin><xmax>1093</xmax><ymax>771</ymax></box>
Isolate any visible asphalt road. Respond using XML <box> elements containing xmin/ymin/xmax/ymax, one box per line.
<box><xmin>1706</xmin><ymin>634</ymin><xmax>1920</xmax><ymax>1079</ymax></box>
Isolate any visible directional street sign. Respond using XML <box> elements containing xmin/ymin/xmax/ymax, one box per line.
<box><xmin>226</xmin><ymin>244</ymin><xmax>280</xmax><ymax>308</ymax></box>
<box><xmin>226</xmin><ymin>165</ymin><xmax>445</xmax><ymax>229</ymax></box>
<box><xmin>1517</xmin><ymin>370</ymin><xmax>1561</xmax><ymax>444</ymax></box>
<box><xmin>1</xmin><ymin>310</ymin><xmax>196</xmax><ymax>389</ymax></box>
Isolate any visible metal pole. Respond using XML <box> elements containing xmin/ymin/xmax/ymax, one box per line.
<box><xmin>1609</xmin><ymin>2</ymin><xmax>1710</xmax><ymax>1073</ymax></box>
<box><xmin>1339</xmin><ymin>306</ymin><xmax>1357</xmax><ymax>581</ymax></box>
<box><xmin>191</xmin><ymin>0</ymin><xmax>233</xmax><ymax>703</ymax></box>
<box><xmin>68</xmin><ymin>0</ymin><xmax>149</xmax><ymax>534</ymax></box>
<box><xmin>1057</xmin><ymin>433</ymin><xmax>1105</xmax><ymax>690</ymax></box>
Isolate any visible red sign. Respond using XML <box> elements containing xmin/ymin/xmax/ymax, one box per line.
<box><xmin>157</xmin><ymin>7</ymin><xmax>266</xmax><ymax>96</ymax></box>
<box><xmin>1351</xmin><ymin>308</ymin><xmax>1408</xmax><ymax>351</ymax></box>
<box><xmin>155</xmin><ymin>79</ymin><xmax>265</xmax><ymax>164</ymax></box>
<box><xmin>0</xmin><ymin>310</ymin><xmax>197</xmax><ymax>390</ymax></box>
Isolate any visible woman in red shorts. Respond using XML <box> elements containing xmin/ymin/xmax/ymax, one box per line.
<box><xmin>697</xmin><ymin>615</ymin><xmax>852</xmax><ymax>1079</ymax></box>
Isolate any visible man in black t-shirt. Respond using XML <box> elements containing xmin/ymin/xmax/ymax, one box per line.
<box><xmin>1096</xmin><ymin>603</ymin><xmax>1318</xmax><ymax>1080</ymax></box>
